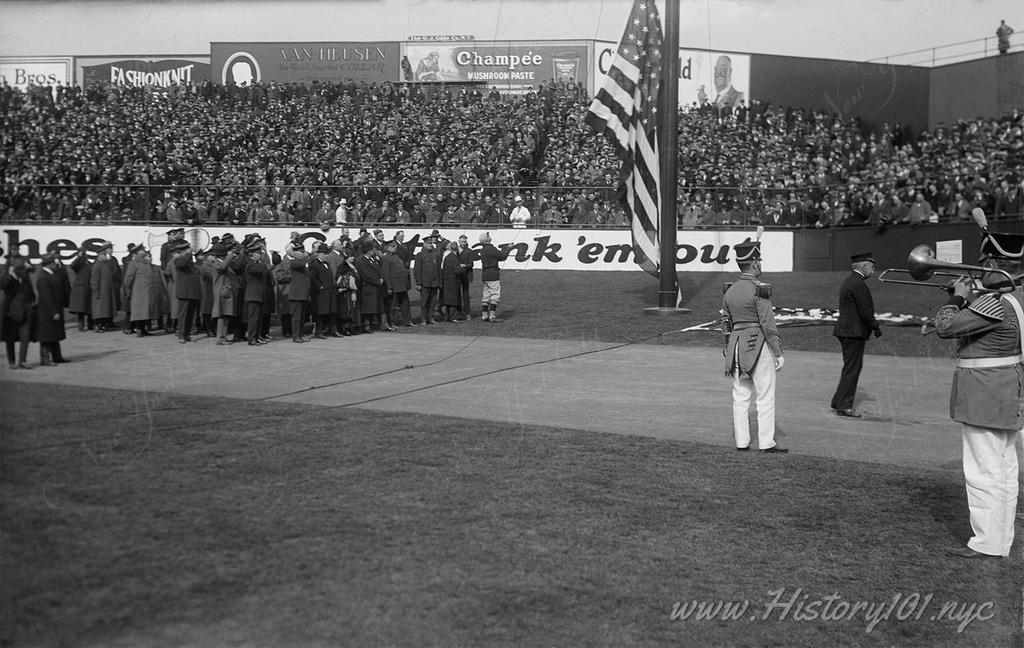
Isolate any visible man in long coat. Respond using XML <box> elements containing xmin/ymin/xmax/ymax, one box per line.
<box><xmin>309</xmin><ymin>243</ymin><xmax>336</xmax><ymax>339</ymax></box>
<box><xmin>89</xmin><ymin>241</ymin><xmax>121</xmax><ymax>332</ymax></box>
<box><xmin>1</xmin><ymin>254</ymin><xmax>36</xmax><ymax>368</ymax></box>
<box><xmin>172</xmin><ymin>240</ymin><xmax>201</xmax><ymax>343</ymax></box>
<box><xmin>68</xmin><ymin>247</ymin><xmax>92</xmax><ymax>331</ymax></box>
<box><xmin>829</xmin><ymin>252</ymin><xmax>881</xmax><ymax>418</ymax></box>
<box><xmin>36</xmin><ymin>252</ymin><xmax>69</xmax><ymax>364</ymax></box>
<box><xmin>439</xmin><ymin>240</ymin><xmax>463</xmax><ymax>323</ymax></box>
<box><xmin>456</xmin><ymin>234</ymin><xmax>476</xmax><ymax>320</ymax></box>
<box><xmin>287</xmin><ymin>250</ymin><xmax>311</xmax><ymax>343</ymax></box>
<box><xmin>353</xmin><ymin>240</ymin><xmax>384</xmax><ymax>333</ymax></box>
<box><xmin>381</xmin><ymin>239</ymin><xmax>411</xmax><ymax>328</ymax></box>
<box><xmin>124</xmin><ymin>248</ymin><xmax>168</xmax><ymax>336</ymax></box>
<box><xmin>413</xmin><ymin>236</ymin><xmax>441</xmax><ymax>325</ymax></box>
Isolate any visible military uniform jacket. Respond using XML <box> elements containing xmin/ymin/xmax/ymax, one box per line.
<box><xmin>832</xmin><ymin>271</ymin><xmax>877</xmax><ymax>339</ymax></box>
<box><xmin>722</xmin><ymin>274</ymin><xmax>783</xmax><ymax>377</ymax></box>
<box><xmin>935</xmin><ymin>288</ymin><xmax>1024</xmax><ymax>431</ymax></box>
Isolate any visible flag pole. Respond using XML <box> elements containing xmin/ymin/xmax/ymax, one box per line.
<box><xmin>657</xmin><ymin>0</ymin><xmax>682</xmax><ymax>310</ymax></box>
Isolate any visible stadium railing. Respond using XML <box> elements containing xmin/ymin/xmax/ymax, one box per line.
<box><xmin>2</xmin><ymin>183</ymin><xmax>1018</xmax><ymax>230</ymax></box>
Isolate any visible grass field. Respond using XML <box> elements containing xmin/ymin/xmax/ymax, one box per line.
<box><xmin>409</xmin><ymin>269</ymin><xmax>956</xmax><ymax>358</ymax></box>
<box><xmin>2</xmin><ymin>382</ymin><xmax>1021</xmax><ymax>647</ymax></box>
<box><xmin>2</xmin><ymin>269</ymin><xmax>1020</xmax><ymax>647</ymax></box>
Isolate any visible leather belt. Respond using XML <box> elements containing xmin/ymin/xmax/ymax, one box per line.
<box><xmin>731</xmin><ymin>323</ymin><xmax>761</xmax><ymax>330</ymax></box>
<box><xmin>956</xmin><ymin>356</ymin><xmax>1023</xmax><ymax>369</ymax></box>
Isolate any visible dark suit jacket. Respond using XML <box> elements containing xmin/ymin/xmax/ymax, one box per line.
<box><xmin>0</xmin><ymin>271</ymin><xmax>36</xmax><ymax>340</ymax></box>
<box><xmin>35</xmin><ymin>268</ymin><xmax>66</xmax><ymax>342</ymax></box>
<box><xmin>309</xmin><ymin>257</ymin><xmax>336</xmax><ymax>314</ymax></box>
<box><xmin>287</xmin><ymin>258</ymin><xmax>311</xmax><ymax>302</ymax></box>
<box><xmin>457</xmin><ymin>246</ymin><xmax>476</xmax><ymax>283</ymax></box>
<box><xmin>832</xmin><ymin>271</ymin><xmax>877</xmax><ymax>339</ymax></box>
<box><xmin>243</xmin><ymin>260</ymin><xmax>269</xmax><ymax>303</ymax></box>
<box><xmin>173</xmin><ymin>254</ymin><xmax>202</xmax><ymax>300</ymax></box>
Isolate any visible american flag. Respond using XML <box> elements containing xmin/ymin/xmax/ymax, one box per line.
<box><xmin>585</xmin><ymin>0</ymin><xmax>664</xmax><ymax>276</ymax></box>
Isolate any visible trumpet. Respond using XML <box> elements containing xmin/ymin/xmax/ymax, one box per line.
<box><xmin>877</xmin><ymin>244</ymin><xmax>1016</xmax><ymax>294</ymax></box>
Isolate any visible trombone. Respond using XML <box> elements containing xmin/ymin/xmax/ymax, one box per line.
<box><xmin>877</xmin><ymin>244</ymin><xmax>1017</xmax><ymax>294</ymax></box>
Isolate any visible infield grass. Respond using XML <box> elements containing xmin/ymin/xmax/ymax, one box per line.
<box><xmin>410</xmin><ymin>270</ymin><xmax>957</xmax><ymax>358</ymax></box>
<box><xmin>2</xmin><ymin>382</ymin><xmax>1021</xmax><ymax>647</ymax></box>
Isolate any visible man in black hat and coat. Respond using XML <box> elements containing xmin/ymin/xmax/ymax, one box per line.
<box><xmin>172</xmin><ymin>240</ymin><xmax>201</xmax><ymax>343</ymax></box>
<box><xmin>830</xmin><ymin>252</ymin><xmax>881</xmax><ymax>418</ymax></box>
<box><xmin>36</xmin><ymin>252</ymin><xmax>69</xmax><ymax>365</ymax></box>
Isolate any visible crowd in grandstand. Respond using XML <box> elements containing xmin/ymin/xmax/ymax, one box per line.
<box><xmin>1</xmin><ymin>77</ymin><xmax>1021</xmax><ymax>228</ymax></box>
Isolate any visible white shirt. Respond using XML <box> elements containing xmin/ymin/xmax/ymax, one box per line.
<box><xmin>334</xmin><ymin>205</ymin><xmax>348</xmax><ymax>223</ymax></box>
<box><xmin>510</xmin><ymin>204</ymin><xmax>531</xmax><ymax>228</ymax></box>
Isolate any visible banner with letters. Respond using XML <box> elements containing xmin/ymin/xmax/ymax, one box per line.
<box><xmin>593</xmin><ymin>41</ymin><xmax>751</xmax><ymax>109</ymax></box>
<box><xmin>78</xmin><ymin>57</ymin><xmax>210</xmax><ymax>88</ymax></box>
<box><xmin>211</xmin><ymin>42</ymin><xmax>398</xmax><ymax>85</ymax></box>
<box><xmin>0</xmin><ymin>57</ymin><xmax>73</xmax><ymax>91</ymax></box>
<box><xmin>1</xmin><ymin>226</ymin><xmax>793</xmax><ymax>273</ymax></box>
<box><xmin>401</xmin><ymin>42</ymin><xmax>590</xmax><ymax>94</ymax></box>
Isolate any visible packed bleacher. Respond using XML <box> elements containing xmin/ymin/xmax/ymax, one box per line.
<box><xmin>1</xmin><ymin>78</ymin><xmax>1021</xmax><ymax>228</ymax></box>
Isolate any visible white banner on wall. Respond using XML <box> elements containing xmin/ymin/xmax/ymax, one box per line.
<box><xmin>0</xmin><ymin>226</ymin><xmax>793</xmax><ymax>272</ymax></box>
<box><xmin>593</xmin><ymin>41</ymin><xmax>750</xmax><ymax>110</ymax></box>
<box><xmin>0</xmin><ymin>57</ymin><xmax>73</xmax><ymax>91</ymax></box>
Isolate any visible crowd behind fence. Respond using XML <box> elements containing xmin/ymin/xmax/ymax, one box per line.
<box><xmin>1</xmin><ymin>77</ymin><xmax>1022</xmax><ymax>231</ymax></box>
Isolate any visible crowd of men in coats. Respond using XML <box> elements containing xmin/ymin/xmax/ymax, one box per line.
<box><xmin>1</xmin><ymin>226</ymin><xmax>512</xmax><ymax>366</ymax></box>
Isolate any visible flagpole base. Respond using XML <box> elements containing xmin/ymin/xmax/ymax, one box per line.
<box><xmin>643</xmin><ymin>306</ymin><xmax>691</xmax><ymax>316</ymax></box>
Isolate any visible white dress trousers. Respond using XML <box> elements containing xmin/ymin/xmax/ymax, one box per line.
<box><xmin>962</xmin><ymin>424</ymin><xmax>1021</xmax><ymax>556</ymax></box>
<box><xmin>731</xmin><ymin>349</ymin><xmax>777</xmax><ymax>450</ymax></box>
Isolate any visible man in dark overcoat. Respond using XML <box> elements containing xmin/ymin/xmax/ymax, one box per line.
<box><xmin>309</xmin><ymin>243</ymin><xmax>336</xmax><ymax>339</ymax></box>
<box><xmin>172</xmin><ymin>240</ymin><xmax>202</xmax><ymax>343</ymax></box>
<box><xmin>354</xmin><ymin>240</ymin><xmax>384</xmax><ymax>333</ymax></box>
<box><xmin>36</xmin><ymin>252</ymin><xmax>69</xmax><ymax>364</ymax></box>
<box><xmin>830</xmin><ymin>252</ymin><xmax>881</xmax><ymax>418</ymax></box>
<box><xmin>413</xmin><ymin>236</ymin><xmax>441</xmax><ymax>325</ymax></box>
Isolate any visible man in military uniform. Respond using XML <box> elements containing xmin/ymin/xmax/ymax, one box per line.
<box><xmin>935</xmin><ymin>223</ymin><xmax>1023</xmax><ymax>559</ymax></box>
<box><xmin>721</xmin><ymin>237</ymin><xmax>787</xmax><ymax>453</ymax></box>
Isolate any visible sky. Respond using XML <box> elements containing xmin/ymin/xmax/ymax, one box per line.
<box><xmin>0</xmin><ymin>0</ymin><xmax>1019</xmax><ymax>63</ymax></box>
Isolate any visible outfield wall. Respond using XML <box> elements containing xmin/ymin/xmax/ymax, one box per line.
<box><xmin>6</xmin><ymin>222</ymin><xmax>1018</xmax><ymax>272</ymax></box>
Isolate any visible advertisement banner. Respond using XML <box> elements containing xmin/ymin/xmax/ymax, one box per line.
<box><xmin>0</xmin><ymin>57</ymin><xmax>72</xmax><ymax>91</ymax></box>
<box><xmin>1</xmin><ymin>226</ymin><xmax>793</xmax><ymax>273</ymax></box>
<box><xmin>78</xmin><ymin>57</ymin><xmax>210</xmax><ymax>88</ymax></box>
<box><xmin>211</xmin><ymin>42</ymin><xmax>398</xmax><ymax>85</ymax></box>
<box><xmin>594</xmin><ymin>42</ymin><xmax>751</xmax><ymax>110</ymax></box>
<box><xmin>401</xmin><ymin>42</ymin><xmax>590</xmax><ymax>94</ymax></box>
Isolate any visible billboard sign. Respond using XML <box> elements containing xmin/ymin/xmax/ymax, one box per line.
<box><xmin>594</xmin><ymin>41</ymin><xmax>751</xmax><ymax>109</ymax></box>
<box><xmin>401</xmin><ymin>41</ymin><xmax>589</xmax><ymax>94</ymax></box>
<box><xmin>211</xmin><ymin>42</ymin><xmax>398</xmax><ymax>85</ymax></box>
<box><xmin>0</xmin><ymin>57</ymin><xmax>73</xmax><ymax>90</ymax></box>
<box><xmin>1</xmin><ymin>226</ymin><xmax>793</xmax><ymax>273</ymax></box>
<box><xmin>78</xmin><ymin>57</ymin><xmax>210</xmax><ymax>88</ymax></box>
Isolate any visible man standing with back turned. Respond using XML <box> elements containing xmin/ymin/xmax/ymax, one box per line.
<box><xmin>830</xmin><ymin>252</ymin><xmax>881</xmax><ymax>418</ymax></box>
<box><xmin>935</xmin><ymin>219</ymin><xmax>1022</xmax><ymax>559</ymax></box>
<box><xmin>722</xmin><ymin>235</ymin><xmax>787</xmax><ymax>453</ymax></box>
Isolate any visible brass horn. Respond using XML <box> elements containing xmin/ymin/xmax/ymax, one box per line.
<box><xmin>878</xmin><ymin>244</ymin><xmax>1016</xmax><ymax>293</ymax></box>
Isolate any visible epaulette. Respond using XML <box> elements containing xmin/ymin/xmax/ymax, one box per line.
<box><xmin>754</xmin><ymin>280</ymin><xmax>772</xmax><ymax>299</ymax></box>
<box><xmin>966</xmin><ymin>293</ymin><xmax>1004</xmax><ymax>321</ymax></box>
